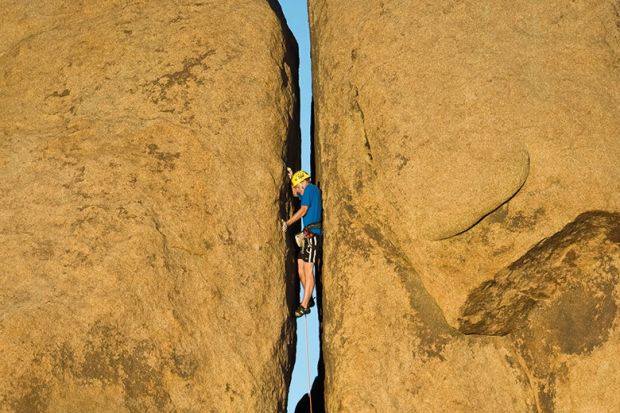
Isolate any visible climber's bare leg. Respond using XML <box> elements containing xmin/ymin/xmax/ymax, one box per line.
<box><xmin>297</xmin><ymin>258</ymin><xmax>306</xmax><ymax>290</ymax></box>
<box><xmin>300</xmin><ymin>261</ymin><xmax>314</xmax><ymax>308</ymax></box>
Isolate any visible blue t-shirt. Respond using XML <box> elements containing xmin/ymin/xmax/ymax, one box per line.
<box><xmin>298</xmin><ymin>183</ymin><xmax>322</xmax><ymax>235</ymax></box>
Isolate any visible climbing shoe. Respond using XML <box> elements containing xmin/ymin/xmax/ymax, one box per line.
<box><xmin>295</xmin><ymin>305</ymin><xmax>310</xmax><ymax>318</ymax></box>
<box><xmin>308</xmin><ymin>296</ymin><xmax>315</xmax><ymax>308</ymax></box>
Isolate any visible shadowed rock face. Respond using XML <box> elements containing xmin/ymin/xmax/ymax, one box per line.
<box><xmin>460</xmin><ymin>211</ymin><xmax>620</xmax><ymax>411</ymax></box>
<box><xmin>309</xmin><ymin>0</ymin><xmax>619</xmax><ymax>411</ymax></box>
<box><xmin>0</xmin><ymin>1</ymin><xmax>299</xmax><ymax>411</ymax></box>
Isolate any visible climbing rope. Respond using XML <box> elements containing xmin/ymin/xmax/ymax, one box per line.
<box><xmin>304</xmin><ymin>313</ymin><xmax>313</xmax><ymax>413</ymax></box>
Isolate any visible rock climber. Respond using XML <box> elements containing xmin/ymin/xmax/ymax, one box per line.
<box><xmin>282</xmin><ymin>168</ymin><xmax>322</xmax><ymax>318</ymax></box>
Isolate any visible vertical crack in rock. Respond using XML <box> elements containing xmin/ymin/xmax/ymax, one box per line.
<box><xmin>352</xmin><ymin>86</ymin><xmax>373</xmax><ymax>163</ymax></box>
<box><xmin>274</xmin><ymin>1</ymin><xmax>329</xmax><ymax>411</ymax></box>
<box><xmin>151</xmin><ymin>215</ymin><xmax>172</xmax><ymax>272</ymax></box>
<box><xmin>508</xmin><ymin>345</ymin><xmax>545</xmax><ymax>413</ymax></box>
<box><xmin>267</xmin><ymin>1</ymin><xmax>303</xmax><ymax>411</ymax></box>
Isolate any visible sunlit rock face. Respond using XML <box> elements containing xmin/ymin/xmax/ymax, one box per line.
<box><xmin>309</xmin><ymin>0</ymin><xmax>620</xmax><ymax>411</ymax></box>
<box><xmin>0</xmin><ymin>1</ymin><xmax>299</xmax><ymax>411</ymax></box>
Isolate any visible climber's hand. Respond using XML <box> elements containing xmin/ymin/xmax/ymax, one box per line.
<box><xmin>281</xmin><ymin>219</ymin><xmax>288</xmax><ymax>233</ymax></box>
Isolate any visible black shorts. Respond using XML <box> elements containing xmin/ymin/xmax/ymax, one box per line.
<box><xmin>298</xmin><ymin>233</ymin><xmax>322</xmax><ymax>263</ymax></box>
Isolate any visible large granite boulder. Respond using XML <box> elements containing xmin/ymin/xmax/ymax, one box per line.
<box><xmin>0</xmin><ymin>1</ymin><xmax>299</xmax><ymax>411</ymax></box>
<box><xmin>309</xmin><ymin>0</ymin><xmax>620</xmax><ymax>410</ymax></box>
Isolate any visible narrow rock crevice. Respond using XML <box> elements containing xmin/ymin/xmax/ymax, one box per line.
<box><xmin>294</xmin><ymin>102</ymin><xmax>326</xmax><ymax>413</ymax></box>
<box><xmin>151</xmin><ymin>215</ymin><xmax>172</xmax><ymax>272</ymax></box>
<box><xmin>269</xmin><ymin>1</ymin><xmax>303</xmax><ymax>409</ymax></box>
<box><xmin>352</xmin><ymin>86</ymin><xmax>373</xmax><ymax>163</ymax></box>
<box><xmin>275</xmin><ymin>2</ymin><xmax>327</xmax><ymax>411</ymax></box>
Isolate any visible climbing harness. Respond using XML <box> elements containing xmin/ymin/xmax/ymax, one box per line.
<box><xmin>295</xmin><ymin>221</ymin><xmax>322</xmax><ymax>248</ymax></box>
<box><xmin>303</xmin><ymin>222</ymin><xmax>322</xmax><ymax>237</ymax></box>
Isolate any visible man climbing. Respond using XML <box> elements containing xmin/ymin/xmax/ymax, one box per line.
<box><xmin>282</xmin><ymin>168</ymin><xmax>322</xmax><ymax>318</ymax></box>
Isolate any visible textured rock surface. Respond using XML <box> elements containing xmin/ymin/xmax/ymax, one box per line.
<box><xmin>0</xmin><ymin>1</ymin><xmax>298</xmax><ymax>411</ymax></box>
<box><xmin>309</xmin><ymin>0</ymin><xmax>620</xmax><ymax>411</ymax></box>
<box><xmin>461</xmin><ymin>212</ymin><xmax>620</xmax><ymax>411</ymax></box>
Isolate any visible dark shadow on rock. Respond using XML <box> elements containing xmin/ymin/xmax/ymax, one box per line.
<box><xmin>266</xmin><ymin>0</ymin><xmax>300</xmax><ymax>86</ymax></box>
<box><xmin>294</xmin><ymin>352</ymin><xmax>325</xmax><ymax>413</ymax></box>
<box><xmin>458</xmin><ymin>210</ymin><xmax>620</xmax><ymax>412</ymax></box>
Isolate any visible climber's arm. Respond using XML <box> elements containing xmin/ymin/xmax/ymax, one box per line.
<box><xmin>286</xmin><ymin>205</ymin><xmax>308</xmax><ymax>226</ymax></box>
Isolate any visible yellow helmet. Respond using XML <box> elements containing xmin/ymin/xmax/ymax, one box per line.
<box><xmin>291</xmin><ymin>170</ymin><xmax>311</xmax><ymax>187</ymax></box>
